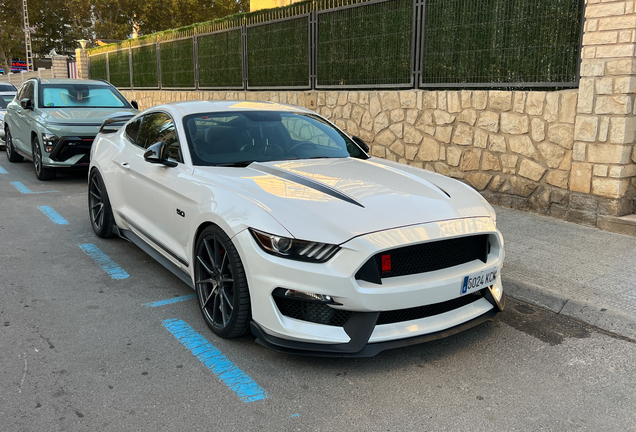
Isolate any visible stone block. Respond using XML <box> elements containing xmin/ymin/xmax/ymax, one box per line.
<box><xmin>403</xmin><ymin>125</ymin><xmax>423</xmax><ymax>144</ymax></box>
<box><xmin>405</xmin><ymin>145</ymin><xmax>419</xmax><ymax>160</ymax></box>
<box><xmin>593</xmin><ymin>164</ymin><xmax>609</xmax><ymax>177</ymax></box>
<box><xmin>452</xmin><ymin>124</ymin><xmax>474</xmax><ymax>145</ymax></box>
<box><xmin>570</xmin><ymin>193</ymin><xmax>599</xmax><ymax>212</ymax></box>
<box><xmin>548</xmin><ymin>204</ymin><xmax>568</xmax><ymax>220</ymax></box>
<box><xmin>550</xmin><ymin>189</ymin><xmax>569</xmax><ymax>205</ymax></box>
<box><xmin>373</xmin><ymin>112</ymin><xmax>389</xmax><ymax>134</ymax></box>
<box><xmin>596</xmin><ymin>78</ymin><xmax>613</xmax><ymax>95</ymax></box>
<box><xmin>476</xmin><ymin>111</ymin><xmax>499</xmax><ymax>132</ymax></box>
<box><xmin>375</xmin><ymin>129</ymin><xmax>395</xmax><ymax>146</ymax></box>
<box><xmin>609</xmin><ymin>117</ymin><xmax>636</xmax><ymax>144</ymax></box>
<box><xmin>389</xmin><ymin>123</ymin><xmax>403</xmax><ymax>139</ymax></box>
<box><xmin>423</xmin><ymin>92</ymin><xmax>437</xmax><ymax>109</ymax></box>
<box><xmin>461</xmin><ymin>91</ymin><xmax>472</xmax><ymax>108</ymax></box>
<box><xmin>577</xmin><ymin>79</ymin><xmax>594</xmax><ymax>114</ymax></box>
<box><xmin>595</xmin><ymin>95</ymin><xmax>632</xmax><ymax>114</ymax></box>
<box><xmin>326</xmin><ymin>92</ymin><xmax>338</xmax><ymax>108</ymax></box>
<box><xmin>595</xmin><ymin>44</ymin><xmax>635</xmax><ymax>58</ymax></box>
<box><xmin>547</xmin><ymin>123</ymin><xmax>575</xmax><ymax>149</ymax></box>
<box><xmin>347</xmin><ymin>92</ymin><xmax>359</xmax><ymax>104</ymax></box>
<box><xmin>501</xmin><ymin>154</ymin><xmax>518</xmax><ymax>174</ymax></box>
<box><xmin>466</xmin><ymin>173</ymin><xmax>493</xmax><ymax>191</ymax></box>
<box><xmin>513</xmin><ymin>92</ymin><xmax>526</xmax><ymax>113</ymax></box>
<box><xmin>369</xmin><ymin>94</ymin><xmax>382</xmax><ymax>116</ymax></box>
<box><xmin>598</xmin><ymin>16</ymin><xmax>636</xmax><ymax>32</ymax></box>
<box><xmin>390</xmin><ymin>109</ymin><xmax>405</xmax><ymax>123</ymax></box>
<box><xmin>390</xmin><ymin>141</ymin><xmax>405</xmax><ymax>157</ymax></box>
<box><xmin>573</xmin><ymin>142</ymin><xmax>587</xmax><ymax>161</ymax></box>
<box><xmin>509</xmin><ymin>135</ymin><xmax>540</xmax><ymax>160</ymax></box>
<box><xmin>586</xmin><ymin>3</ymin><xmax>626</xmax><ymax>18</ymax></box>
<box><xmin>380</xmin><ymin>91</ymin><xmax>400</xmax><ymax>110</ymax></box>
<box><xmin>448</xmin><ymin>91</ymin><xmax>462</xmax><ymax>113</ymax></box>
<box><xmin>592</xmin><ymin>178</ymin><xmax>630</xmax><ymax>198</ymax></box>
<box><xmin>518</xmin><ymin>159</ymin><xmax>547</xmax><ymax>181</ymax></box>
<box><xmin>574</xmin><ymin>116</ymin><xmax>599</xmax><ymax>142</ymax></box>
<box><xmin>570</xmin><ymin>162</ymin><xmax>593</xmax><ymax>193</ymax></box>
<box><xmin>500</xmin><ymin>112</ymin><xmax>529</xmax><ymax>134</ymax></box>
<box><xmin>459</xmin><ymin>149</ymin><xmax>481</xmax><ymax>171</ymax></box>
<box><xmin>588</xmin><ymin>143</ymin><xmax>632</xmax><ymax>164</ymax></box>
<box><xmin>531</xmin><ymin>118</ymin><xmax>546</xmax><ymax>142</ymax></box>
<box><xmin>614</xmin><ymin>77</ymin><xmax>636</xmax><ymax>94</ymax></box>
<box><xmin>447</xmin><ymin>146</ymin><xmax>461</xmax><ymax>166</ymax></box>
<box><xmin>606</xmin><ymin>58</ymin><xmax>636</xmax><ymax>75</ymax></box>
<box><xmin>488</xmin><ymin>91</ymin><xmax>512</xmax><ymax>111</ymax></box>
<box><xmin>457</xmin><ymin>109</ymin><xmax>477</xmax><ymax>126</ymax></box>
<box><xmin>538</xmin><ymin>142</ymin><xmax>567</xmax><ymax>168</ymax></box>
<box><xmin>433</xmin><ymin>110</ymin><xmax>456</xmax><ymax>125</ymax></box>
<box><xmin>559</xmin><ymin>92</ymin><xmax>578</xmax><ymax>124</ymax></box>
<box><xmin>399</xmin><ymin>91</ymin><xmax>417</xmax><ymax>109</ymax></box>
<box><xmin>405</xmin><ymin>109</ymin><xmax>419</xmax><ymax>125</ymax></box>
<box><xmin>434</xmin><ymin>126</ymin><xmax>452</xmax><ymax>144</ymax></box>
<box><xmin>337</xmin><ymin>92</ymin><xmax>348</xmax><ymax>106</ymax></box>
<box><xmin>438</xmin><ymin>91</ymin><xmax>447</xmax><ymax>110</ymax></box>
<box><xmin>598</xmin><ymin>116</ymin><xmax>610</xmax><ymax>142</ymax></box>
<box><xmin>435</xmin><ymin>162</ymin><xmax>450</xmax><ymax>176</ymax></box>
<box><xmin>439</xmin><ymin>146</ymin><xmax>446</xmax><ymax>160</ymax></box>
<box><xmin>580</xmin><ymin>60</ymin><xmax>606</xmax><ymax>77</ymax></box>
<box><xmin>544</xmin><ymin>93</ymin><xmax>560</xmax><ymax>122</ymax></box>
<box><xmin>582</xmin><ymin>31</ymin><xmax>618</xmax><ymax>45</ymax></box>
<box><xmin>473</xmin><ymin>91</ymin><xmax>487</xmax><ymax>110</ymax></box>
<box><xmin>510</xmin><ymin>177</ymin><xmax>539</xmax><ymax>197</ymax></box>
<box><xmin>417</xmin><ymin>137</ymin><xmax>440</xmax><ymax>161</ymax></box>
<box><xmin>474</xmin><ymin>128</ymin><xmax>488</xmax><ymax>149</ymax></box>
<box><xmin>359</xmin><ymin>92</ymin><xmax>369</xmax><ymax>106</ymax></box>
<box><xmin>371</xmin><ymin>145</ymin><xmax>386</xmax><ymax>157</ymax></box>
<box><xmin>567</xmin><ymin>210</ymin><xmax>597</xmax><ymax>227</ymax></box>
<box><xmin>360</xmin><ymin>111</ymin><xmax>373</xmax><ymax>131</ymax></box>
<box><xmin>489</xmin><ymin>175</ymin><xmax>506</xmax><ymax>192</ymax></box>
<box><xmin>526</xmin><ymin>92</ymin><xmax>546</xmax><ymax>115</ymax></box>
<box><xmin>352</xmin><ymin>105</ymin><xmax>365</xmax><ymax>125</ymax></box>
<box><xmin>546</xmin><ymin>170</ymin><xmax>569</xmax><ymax>189</ymax></box>
<box><xmin>488</xmin><ymin>135</ymin><xmax>507</xmax><ymax>153</ymax></box>
<box><xmin>481</xmin><ymin>152</ymin><xmax>501</xmax><ymax>171</ymax></box>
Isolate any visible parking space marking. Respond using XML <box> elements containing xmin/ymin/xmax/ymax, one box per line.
<box><xmin>143</xmin><ymin>294</ymin><xmax>197</xmax><ymax>308</ymax></box>
<box><xmin>163</xmin><ymin>319</ymin><xmax>268</xmax><ymax>403</ymax></box>
<box><xmin>11</xmin><ymin>181</ymin><xmax>58</xmax><ymax>194</ymax></box>
<box><xmin>38</xmin><ymin>206</ymin><xmax>69</xmax><ymax>225</ymax></box>
<box><xmin>78</xmin><ymin>243</ymin><xmax>130</xmax><ymax>280</ymax></box>
<box><xmin>0</xmin><ymin>166</ymin><xmax>7</xmax><ymax>174</ymax></box>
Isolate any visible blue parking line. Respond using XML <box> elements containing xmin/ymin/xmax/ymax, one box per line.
<box><xmin>163</xmin><ymin>319</ymin><xmax>268</xmax><ymax>403</ymax></box>
<box><xmin>78</xmin><ymin>243</ymin><xmax>130</xmax><ymax>280</ymax></box>
<box><xmin>11</xmin><ymin>181</ymin><xmax>57</xmax><ymax>194</ymax></box>
<box><xmin>0</xmin><ymin>166</ymin><xmax>7</xmax><ymax>174</ymax></box>
<box><xmin>39</xmin><ymin>206</ymin><xmax>69</xmax><ymax>225</ymax></box>
<box><xmin>143</xmin><ymin>294</ymin><xmax>197</xmax><ymax>308</ymax></box>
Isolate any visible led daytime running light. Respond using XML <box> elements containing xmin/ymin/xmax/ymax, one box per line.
<box><xmin>250</xmin><ymin>228</ymin><xmax>340</xmax><ymax>263</ymax></box>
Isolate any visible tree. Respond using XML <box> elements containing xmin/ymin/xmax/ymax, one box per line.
<box><xmin>0</xmin><ymin>0</ymin><xmax>26</xmax><ymax>74</ymax></box>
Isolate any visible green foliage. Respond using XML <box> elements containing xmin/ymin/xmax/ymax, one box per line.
<box><xmin>89</xmin><ymin>54</ymin><xmax>108</xmax><ymax>80</ymax></box>
<box><xmin>132</xmin><ymin>44</ymin><xmax>158</xmax><ymax>88</ymax></box>
<box><xmin>317</xmin><ymin>0</ymin><xmax>412</xmax><ymax>86</ymax></box>
<box><xmin>108</xmin><ymin>49</ymin><xmax>131</xmax><ymax>88</ymax></box>
<box><xmin>198</xmin><ymin>30</ymin><xmax>243</xmax><ymax>88</ymax></box>
<box><xmin>422</xmin><ymin>0</ymin><xmax>583</xmax><ymax>85</ymax></box>
<box><xmin>247</xmin><ymin>18</ymin><xmax>309</xmax><ymax>88</ymax></box>
<box><xmin>160</xmin><ymin>39</ymin><xmax>195</xmax><ymax>88</ymax></box>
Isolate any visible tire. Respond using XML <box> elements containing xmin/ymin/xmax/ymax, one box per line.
<box><xmin>32</xmin><ymin>136</ymin><xmax>56</xmax><ymax>180</ymax></box>
<box><xmin>88</xmin><ymin>169</ymin><xmax>115</xmax><ymax>238</ymax></box>
<box><xmin>5</xmin><ymin>129</ymin><xmax>23</xmax><ymax>162</ymax></box>
<box><xmin>194</xmin><ymin>225</ymin><xmax>251</xmax><ymax>338</ymax></box>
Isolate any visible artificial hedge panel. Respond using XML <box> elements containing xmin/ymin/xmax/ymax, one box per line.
<box><xmin>422</xmin><ymin>0</ymin><xmax>583</xmax><ymax>85</ymax></box>
<box><xmin>107</xmin><ymin>49</ymin><xmax>131</xmax><ymax>88</ymax></box>
<box><xmin>317</xmin><ymin>0</ymin><xmax>413</xmax><ymax>86</ymax></box>
<box><xmin>131</xmin><ymin>44</ymin><xmax>158</xmax><ymax>88</ymax></box>
<box><xmin>247</xmin><ymin>17</ymin><xmax>309</xmax><ymax>88</ymax></box>
<box><xmin>89</xmin><ymin>54</ymin><xmax>108</xmax><ymax>81</ymax></box>
<box><xmin>160</xmin><ymin>38</ymin><xmax>195</xmax><ymax>88</ymax></box>
<box><xmin>198</xmin><ymin>30</ymin><xmax>243</xmax><ymax>88</ymax></box>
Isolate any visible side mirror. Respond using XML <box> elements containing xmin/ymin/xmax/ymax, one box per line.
<box><xmin>130</xmin><ymin>100</ymin><xmax>139</xmax><ymax>110</ymax></box>
<box><xmin>352</xmin><ymin>135</ymin><xmax>370</xmax><ymax>153</ymax></box>
<box><xmin>20</xmin><ymin>98</ymin><xmax>34</xmax><ymax>110</ymax></box>
<box><xmin>144</xmin><ymin>142</ymin><xmax>177</xmax><ymax>167</ymax></box>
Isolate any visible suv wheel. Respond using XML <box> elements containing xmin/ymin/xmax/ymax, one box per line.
<box><xmin>5</xmin><ymin>129</ymin><xmax>24</xmax><ymax>162</ymax></box>
<box><xmin>32</xmin><ymin>136</ymin><xmax>56</xmax><ymax>181</ymax></box>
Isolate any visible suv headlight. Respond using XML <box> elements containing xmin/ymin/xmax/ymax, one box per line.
<box><xmin>249</xmin><ymin>228</ymin><xmax>340</xmax><ymax>263</ymax></box>
<box><xmin>42</xmin><ymin>133</ymin><xmax>59</xmax><ymax>152</ymax></box>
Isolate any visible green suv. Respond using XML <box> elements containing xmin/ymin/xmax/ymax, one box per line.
<box><xmin>4</xmin><ymin>78</ymin><xmax>138</xmax><ymax>180</ymax></box>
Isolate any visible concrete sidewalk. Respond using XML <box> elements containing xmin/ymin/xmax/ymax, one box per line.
<box><xmin>497</xmin><ymin>206</ymin><xmax>636</xmax><ymax>340</ymax></box>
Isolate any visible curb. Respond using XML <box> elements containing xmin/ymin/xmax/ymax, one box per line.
<box><xmin>502</xmin><ymin>276</ymin><xmax>636</xmax><ymax>340</ymax></box>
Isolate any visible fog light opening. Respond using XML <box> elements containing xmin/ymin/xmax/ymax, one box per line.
<box><xmin>272</xmin><ymin>288</ymin><xmax>341</xmax><ymax>305</ymax></box>
<box><xmin>45</xmin><ymin>146</ymin><xmax>53</xmax><ymax>153</ymax></box>
<box><xmin>486</xmin><ymin>284</ymin><xmax>505</xmax><ymax>311</ymax></box>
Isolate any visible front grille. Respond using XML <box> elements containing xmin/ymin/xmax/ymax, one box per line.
<box><xmin>51</xmin><ymin>137</ymin><xmax>94</xmax><ymax>162</ymax></box>
<box><xmin>377</xmin><ymin>290</ymin><xmax>485</xmax><ymax>325</ymax></box>
<box><xmin>356</xmin><ymin>234</ymin><xmax>489</xmax><ymax>283</ymax></box>
<box><xmin>273</xmin><ymin>296</ymin><xmax>353</xmax><ymax>327</ymax></box>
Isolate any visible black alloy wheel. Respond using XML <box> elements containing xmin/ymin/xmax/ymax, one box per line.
<box><xmin>32</xmin><ymin>136</ymin><xmax>56</xmax><ymax>180</ymax></box>
<box><xmin>194</xmin><ymin>225</ymin><xmax>251</xmax><ymax>338</ymax></box>
<box><xmin>5</xmin><ymin>129</ymin><xmax>23</xmax><ymax>162</ymax></box>
<box><xmin>88</xmin><ymin>169</ymin><xmax>115</xmax><ymax>238</ymax></box>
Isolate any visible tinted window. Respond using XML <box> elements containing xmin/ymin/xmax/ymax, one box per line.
<box><xmin>125</xmin><ymin>118</ymin><xmax>141</xmax><ymax>144</ymax></box>
<box><xmin>18</xmin><ymin>81</ymin><xmax>34</xmax><ymax>101</ymax></box>
<box><xmin>0</xmin><ymin>83</ymin><xmax>17</xmax><ymax>91</ymax></box>
<box><xmin>137</xmin><ymin>112</ymin><xmax>182</xmax><ymax>162</ymax></box>
<box><xmin>40</xmin><ymin>83</ymin><xmax>129</xmax><ymax>108</ymax></box>
<box><xmin>0</xmin><ymin>94</ymin><xmax>14</xmax><ymax>109</ymax></box>
<box><xmin>183</xmin><ymin>111</ymin><xmax>367</xmax><ymax>166</ymax></box>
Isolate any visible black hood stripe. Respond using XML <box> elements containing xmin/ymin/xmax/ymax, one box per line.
<box><xmin>253</xmin><ymin>163</ymin><xmax>365</xmax><ymax>208</ymax></box>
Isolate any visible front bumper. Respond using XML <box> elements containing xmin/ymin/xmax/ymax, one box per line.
<box><xmin>234</xmin><ymin>217</ymin><xmax>505</xmax><ymax>356</ymax></box>
<box><xmin>42</xmin><ymin>135</ymin><xmax>95</xmax><ymax>169</ymax></box>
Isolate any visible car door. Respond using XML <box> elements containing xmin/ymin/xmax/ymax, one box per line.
<box><xmin>114</xmin><ymin>111</ymin><xmax>193</xmax><ymax>270</ymax></box>
<box><xmin>7</xmin><ymin>81</ymin><xmax>34</xmax><ymax>152</ymax></box>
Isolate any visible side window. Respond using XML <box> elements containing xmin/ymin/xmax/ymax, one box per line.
<box><xmin>125</xmin><ymin>118</ymin><xmax>141</xmax><ymax>145</ymax></box>
<box><xmin>137</xmin><ymin>112</ymin><xmax>183</xmax><ymax>163</ymax></box>
<box><xmin>23</xmin><ymin>82</ymin><xmax>34</xmax><ymax>101</ymax></box>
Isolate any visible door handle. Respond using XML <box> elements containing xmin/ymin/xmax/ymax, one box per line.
<box><xmin>120</xmin><ymin>162</ymin><xmax>130</xmax><ymax>169</ymax></box>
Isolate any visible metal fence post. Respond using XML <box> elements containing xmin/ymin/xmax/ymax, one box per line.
<box><xmin>242</xmin><ymin>22</ymin><xmax>248</xmax><ymax>91</ymax></box>
<box><xmin>156</xmin><ymin>41</ymin><xmax>162</xmax><ymax>90</ymax></box>
<box><xmin>106</xmin><ymin>52</ymin><xmax>110</xmax><ymax>83</ymax></box>
<box><xmin>129</xmin><ymin>48</ymin><xmax>133</xmax><ymax>89</ymax></box>
<box><xmin>194</xmin><ymin>33</ymin><xmax>199</xmax><ymax>90</ymax></box>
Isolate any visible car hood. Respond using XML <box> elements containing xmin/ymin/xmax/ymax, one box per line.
<box><xmin>194</xmin><ymin>158</ymin><xmax>492</xmax><ymax>244</ymax></box>
<box><xmin>38</xmin><ymin>107</ymin><xmax>138</xmax><ymax>128</ymax></box>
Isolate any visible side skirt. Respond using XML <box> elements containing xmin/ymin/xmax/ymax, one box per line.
<box><xmin>118</xmin><ymin>228</ymin><xmax>194</xmax><ymax>289</ymax></box>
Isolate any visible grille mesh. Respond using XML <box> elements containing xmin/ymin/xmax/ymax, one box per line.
<box><xmin>377</xmin><ymin>290</ymin><xmax>485</xmax><ymax>325</ymax></box>
<box><xmin>357</xmin><ymin>234</ymin><xmax>489</xmax><ymax>282</ymax></box>
<box><xmin>274</xmin><ymin>296</ymin><xmax>353</xmax><ymax>327</ymax></box>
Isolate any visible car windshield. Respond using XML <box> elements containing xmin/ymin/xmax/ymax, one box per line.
<box><xmin>183</xmin><ymin>111</ymin><xmax>367</xmax><ymax>166</ymax></box>
<box><xmin>40</xmin><ymin>84</ymin><xmax>129</xmax><ymax>108</ymax></box>
<box><xmin>0</xmin><ymin>94</ymin><xmax>14</xmax><ymax>110</ymax></box>
<box><xmin>0</xmin><ymin>84</ymin><xmax>16</xmax><ymax>91</ymax></box>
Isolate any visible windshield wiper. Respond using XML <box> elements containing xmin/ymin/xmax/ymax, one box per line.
<box><xmin>213</xmin><ymin>160</ymin><xmax>256</xmax><ymax>167</ymax></box>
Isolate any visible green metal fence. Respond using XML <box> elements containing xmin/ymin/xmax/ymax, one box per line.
<box><xmin>87</xmin><ymin>0</ymin><xmax>584</xmax><ymax>90</ymax></box>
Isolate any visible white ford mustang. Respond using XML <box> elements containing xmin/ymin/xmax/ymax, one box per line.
<box><xmin>89</xmin><ymin>100</ymin><xmax>505</xmax><ymax>357</ymax></box>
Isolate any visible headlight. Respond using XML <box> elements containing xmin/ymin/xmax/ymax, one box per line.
<box><xmin>42</xmin><ymin>133</ymin><xmax>59</xmax><ymax>153</ymax></box>
<box><xmin>249</xmin><ymin>228</ymin><xmax>340</xmax><ymax>263</ymax></box>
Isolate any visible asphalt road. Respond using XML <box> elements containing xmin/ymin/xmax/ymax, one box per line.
<box><xmin>1</xmin><ymin>154</ymin><xmax>635</xmax><ymax>432</ymax></box>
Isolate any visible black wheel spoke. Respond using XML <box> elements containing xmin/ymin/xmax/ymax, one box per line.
<box><xmin>93</xmin><ymin>206</ymin><xmax>103</xmax><ymax>226</ymax></box>
<box><xmin>203</xmin><ymin>238</ymin><xmax>219</xmax><ymax>274</ymax></box>
<box><xmin>221</xmin><ymin>289</ymin><xmax>234</xmax><ymax>312</ymax></box>
<box><xmin>196</xmin><ymin>255</ymin><xmax>215</xmax><ymax>276</ymax></box>
<box><xmin>196</xmin><ymin>277</ymin><xmax>215</xmax><ymax>285</ymax></box>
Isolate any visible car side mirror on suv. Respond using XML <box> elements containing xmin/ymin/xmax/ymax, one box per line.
<box><xmin>20</xmin><ymin>98</ymin><xmax>34</xmax><ymax>110</ymax></box>
<box><xmin>130</xmin><ymin>100</ymin><xmax>139</xmax><ymax>110</ymax></box>
<box><xmin>144</xmin><ymin>142</ymin><xmax>177</xmax><ymax>167</ymax></box>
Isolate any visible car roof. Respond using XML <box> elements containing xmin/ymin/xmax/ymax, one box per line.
<box><xmin>38</xmin><ymin>78</ymin><xmax>113</xmax><ymax>86</ymax></box>
<box><xmin>158</xmin><ymin>100</ymin><xmax>315</xmax><ymax>117</ymax></box>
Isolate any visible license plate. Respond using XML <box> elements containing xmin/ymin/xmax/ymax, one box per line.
<box><xmin>461</xmin><ymin>267</ymin><xmax>498</xmax><ymax>295</ymax></box>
